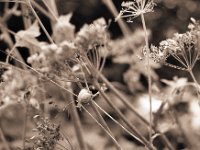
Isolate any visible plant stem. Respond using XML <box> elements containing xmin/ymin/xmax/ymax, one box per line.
<box><xmin>83</xmin><ymin>104</ymin><xmax>122</xmax><ymax>150</ymax></box>
<box><xmin>140</xmin><ymin>13</ymin><xmax>153</xmax><ymax>144</ymax></box>
<box><xmin>85</xmin><ymin>57</ymin><xmax>174</xmax><ymax>149</ymax></box>
<box><xmin>42</xmin><ymin>0</ymin><xmax>58</xmax><ymax>20</ymax></box>
<box><xmin>0</xmin><ymin>23</ymin><xmax>26</xmax><ymax>69</ymax></box>
<box><xmin>101</xmin><ymin>0</ymin><xmax>136</xmax><ymax>51</ymax></box>
<box><xmin>21</xmin><ymin>3</ymin><xmax>31</xmax><ymax>29</ymax></box>
<box><xmin>30</xmin><ymin>0</ymin><xmax>55</xmax><ymax>21</ymax></box>
<box><xmin>189</xmin><ymin>70</ymin><xmax>200</xmax><ymax>102</ymax></box>
<box><xmin>67</xmin><ymin>90</ymin><xmax>88</xmax><ymax>150</ymax></box>
<box><xmin>101</xmin><ymin>0</ymin><xmax>131</xmax><ymax>36</ymax></box>
<box><xmin>90</xmin><ymin>101</ymin><xmax>122</xmax><ymax>150</ymax></box>
<box><xmin>96</xmin><ymin>70</ymin><xmax>174</xmax><ymax>150</ymax></box>
<box><xmin>22</xmin><ymin>103</ymin><xmax>28</xmax><ymax>150</ymax></box>
<box><xmin>93</xmin><ymin>100</ymin><xmax>144</xmax><ymax>143</ymax></box>
<box><xmin>94</xmin><ymin>81</ymin><xmax>156</xmax><ymax>150</ymax></box>
<box><xmin>27</xmin><ymin>0</ymin><xmax>54</xmax><ymax>44</ymax></box>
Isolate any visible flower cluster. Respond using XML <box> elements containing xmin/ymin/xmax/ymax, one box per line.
<box><xmin>150</xmin><ymin>19</ymin><xmax>200</xmax><ymax>70</ymax></box>
<box><xmin>116</xmin><ymin>0</ymin><xmax>156</xmax><ymax>22</ymax></box>
<box><xmin>0</xmin><ymin>68</ymin><xmax>39</xmax><ymax>109</ymax></box>
<box><xmin>25</xmin><ymin>17</ymin><xmax>108</xmax><ymax>79</ymax></box>
<box><xmin>52</xmin><ymin>13</ymin><xmax>75</xmax><ymax>44</ymax></box>
<box><xmin>27</xmin><ymin>41</ymin><xmax>76</xmax><ymax>74</ymax></box>
<box><xmin>75</xmin><ymin>18</ymin><xmax>108</xmax><ymax>51</ymax></box>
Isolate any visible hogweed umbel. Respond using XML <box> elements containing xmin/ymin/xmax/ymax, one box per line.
<box><xmin>116</xmin><ymin>0</ymin><xmax>156</xmax><ymax>22</ymax></box>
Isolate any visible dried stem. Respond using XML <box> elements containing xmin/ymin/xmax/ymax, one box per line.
<box><xmin>82</xmin><ymin>105</ymin><xmax>122</xmax><ymax>150</ymax></box>
<box><xmin>140</xmin><ymin>13</ymin><xmax>153</xmax><ymax>145</ymax></box>
<box><xmin>22</xmin><ymin>103</ymin><xmax>28</xmax><ymax>149</ymax></box>
<box><xmin>93</xmin><ymin>69</ymin><xmax>175</xmax><ymax>150</ymax></box>
<box><xmin>26</xmin><ymin>0</ymin><xmax>54</xmax><ymax>44</ymax></box>
<box><xmin>101</xmin><ymin>0</ymin><xmax>131</xmax><ymax>35</ymax></box>
<box><xmin>66</xmin><ymin>90</ymin><xmax>88</xmax><ymax>150</ymax></box>
<box><xmin>93</xmin><ymin>81</ymin><xmax>156</xmax><ymax>150</ymax></box>
<box><xmin>89</xmin><ymin>101</ymin><xmax>121</xmax><ymax>150</ymax></box>
<box><xmin>30</xmin><ymin>0</ymin><xmax>55</xmax><ymax>21</ymax></box>
<box><xmin>188</xmin><ymin>69</ymin><xmax>200</xmax><ymax>104</ymax></box>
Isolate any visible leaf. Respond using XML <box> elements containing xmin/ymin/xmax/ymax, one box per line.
<box><xmin>15</xmin><ymin>21</ymin><xmax>40</xmax><ymax>48</ymax></box>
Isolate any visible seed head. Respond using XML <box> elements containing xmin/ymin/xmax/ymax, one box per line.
<box><xmin>116</xmin><ymin>0</ymin><xmax>156</xmax><ymax>22</ymax></box>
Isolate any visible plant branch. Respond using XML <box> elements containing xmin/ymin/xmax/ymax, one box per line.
<box><xmin>93</xmin><ymin>81</ymin><xmax>156</xmax><ymax>150</ymax></box>
<box><xmin>140</xmin><ymin>13</ymin><xmax>153</xmax><ymax>144</ymax></box>
<box><xmin>66</xmin><ymin>90</ymin><xmax>88</xmax><ymax>150</ymax></box>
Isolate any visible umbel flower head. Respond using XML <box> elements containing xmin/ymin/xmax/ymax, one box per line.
<box><xmin>116</xmin><ymin>0</ymin><xmax>156</xmax><ymax>22</ymax></box>
<box><xmin>150</xmin><ymin>18</ymin><xmax>200</xmax><ymax>71</ymax></box>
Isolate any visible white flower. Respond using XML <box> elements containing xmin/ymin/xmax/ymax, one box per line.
<box><xmin>116</xmin><ymin>0</ymin><xmax>156</xmax><ymax>22</ymax></box>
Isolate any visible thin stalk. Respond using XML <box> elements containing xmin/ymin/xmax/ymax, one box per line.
<box><xmin>42</xmin><ymin>0</ymin><xmax>58</xmax><ymax>20</ymax></box>
<box><xmin>188</xmin><ymin>70</ymin><xmax>200</xmax><ymax>102</ymax></box>
<box><xmin>140</xmin><ymin>13</ymin><xmax>153</xmax><ymax>144</ymax></box>
<box><xmin>30</xmin><ymin>0</ymin><xmax>55</xmax><ymax>21</ymax></box>
<box><xmin>89</xmin><ymin>101</ymin><xmax>112</xmax><ymax>134</ymax></box>
<box><xmin>101</xmin><ymin>0</ymin><xmax>136</xmax><ymax>51</ymax></box>
<box><xmin>6</xmin><ymin>44</ymin><xmax>17</xmax><ymax>63</ymax></box>
<box><xmin>22</xmin><ymin>103</ymin><xmax>28</xmax><ymax>149</ymax></box>
<box><xmin>0</xmin><ymin>24</ymin><xmax>26</xmax><ymax>69</ymax></box>
<box><xmin>90</xmin><ymin>68</ymin><xmax>174</xmax><ymax>150</ymax></box>
<box><xmin>21</xmin><ymin>3</ymin><xmax>31</xmax><ymax>29</ymax></box>
<box><xmin>67</xmin><ymin>91</ymin><xmax>88</xmax><ymax>150</ymax></box>
<box><xmin>26</xmin><ymin>0</ymin><xmax>54</xmax><ymax>44</ymax></box>
<box><xmin>20</xmin><ymin>2</ymin><xmax>36</xmax><ymax>55</ymax></box>
<box><xmin>94</xmin><ymin>81</ymin><xmax>156</xmax><ymax>150</ymax></box>
<box><xmin>84</xmin><ymin>56</ymin><xmax>174</xmax><ymax>149</ymax></box>
<box><xmin>189</xmin><ymin>70</ymin><xmax>199</xmax><ymax>89</ymax></box>
<box><xmin>101</xmin><ymin>0</ymin><xmax>131</xmax><ymax>36</ymax></box>
<box><xmin>82</xmin><ymin>106</ymin><xmax>122</xmax><ymax>150</ymax></box>
<box><xmin>99</xmin><ymin>73</ymin><xmax>149</xmax><ymax>125</ymax></box>
<box><xmin>89</xmin><ymin>101</ymin><xmax>121</xmax><ymax>150</ymax></box>
<box><xmin>60</xmin><ymin>131</ymin><xmax>75</xmax><ymax>150</ymax></box>
<box><xmin>93</xmin><ymin>100</ymin><xmax>145</xmax><ymax>144</ymax></box>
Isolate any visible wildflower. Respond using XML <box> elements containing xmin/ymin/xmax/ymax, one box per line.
<box><xmin>116</xmin><ymin>0</ymin><xmax>156</xmax><ymax>22</ymax></box>
<box><xmin>75</xmin><ymin>18</ymin><xmax>108</xmax><ymax>51</ymax></box>
<box><xmin>52</xmin><ymin>13</ymin><xmax>75</xmax><ymax>43</ymax></box>
<box><xmin>150</xmin><ymin>19</ymin><xmax>200</xmax><ymax>71</ymax></box>
<box><xmin>150</xmin><ymin>45</ymin><xmax>168</xmax><ymax>63</ymax></box>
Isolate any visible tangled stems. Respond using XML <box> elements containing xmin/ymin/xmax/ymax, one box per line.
<box><xmin>94</xmin><ymin>81</ymin><xmax>156</xmax><ymax>150</ymax></box>
<box><xmin>116</xmin><ymin>0</ymin><xmax>155</xmax><ymax>145</ymax></box>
